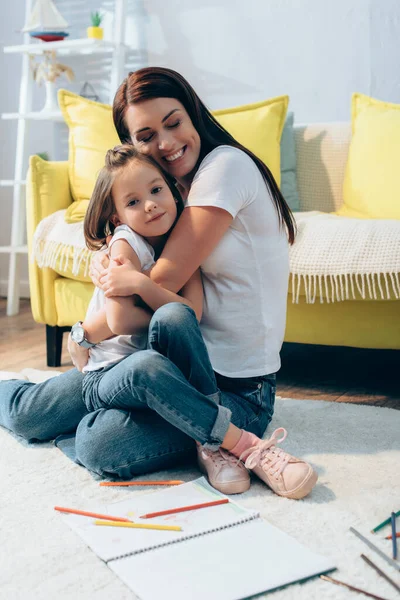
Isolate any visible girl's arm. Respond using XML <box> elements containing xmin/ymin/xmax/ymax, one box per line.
<box><xmin>103</xmin><ymin>239</ymin><xmax>152</xmax><ymax>336</ymax></box>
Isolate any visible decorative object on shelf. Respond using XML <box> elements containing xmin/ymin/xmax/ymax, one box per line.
<box><xmin>22</xmin><ymin>0</ymin><xmax>69</xmax><ymax>42</ymax></box>
<box><xmin>87</xmin><ymin>11</ymin><xmax>104</xmax><ymax>40</ymax></box>
<box><xmin>30</xmin><ymin>50</ymin><xmax>74</xmax><ymax>113</ymax></box>
<box><xmin>79</xmin><ymin>82</ymin><xmax>99</xmax><ymax>102</ymax></box>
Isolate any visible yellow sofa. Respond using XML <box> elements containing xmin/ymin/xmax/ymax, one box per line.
<box><xmin>27</xmin><ymin>119</ymin><xmax>400</xmax><ymax>366</ymax></box>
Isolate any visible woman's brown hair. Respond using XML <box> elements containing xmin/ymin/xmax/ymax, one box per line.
<box><xmin>113</xmin><ymin>66</ymin><xmax>296</xmax><ymax>244</ymax></box>
<box><xmin>84</xmin><ymin>144</ymin><xmax>183</xmax><ymax>251</ymax></box>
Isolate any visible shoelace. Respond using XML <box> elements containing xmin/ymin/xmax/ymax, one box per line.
<box><xmin>239</xmin><ymin>428</ymin><xmax>292</xmax><ymax>479</ymax></box>
<box><xmin>200</xmin><ymin>446</ymin><xmax>240</xmax><ymax>466</ymax></box>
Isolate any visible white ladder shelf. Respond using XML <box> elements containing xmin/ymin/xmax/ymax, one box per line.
<box><xmin>1</xmin><ymin>0</ymin><xmax>127</xmax><ymax>315</ymax></box>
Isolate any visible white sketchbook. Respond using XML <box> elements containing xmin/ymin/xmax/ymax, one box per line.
<box><xmin>62</xmin><ymin>477</ymin><xmax>335</xmax><ymax>600</ymax></box>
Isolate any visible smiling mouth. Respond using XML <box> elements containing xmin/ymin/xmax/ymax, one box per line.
<box><xmin>148</xmin><ymin>212</ymin><xmax>166</xmax><ymax>223</ymax></box>
<box><xmin>163</xmin><ymin>146</ymin><xmax>186</xmax><ymax>163</ymax></box>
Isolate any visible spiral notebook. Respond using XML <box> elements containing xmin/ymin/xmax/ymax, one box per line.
<box><xmin>62</xmin><ymin>477</ymin><xmax>335</xmax><ymax>600</ymax></box>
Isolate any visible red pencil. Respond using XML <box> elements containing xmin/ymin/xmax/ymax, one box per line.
<box><xmin>54</xmin><ymin>506</ymin><xmax>131</xmax><ymax>522</ymax></box>
<box><xmin>100</xmin><ymin>480</ymin><xmax>184</xmax><ymax>487</ymax></box>
<box><xmin>385</xmin><ymin>532</ymin><xmax>400</xmax><ymax>539</ymax></box>
<box><xmin>140</xmin><ymin>498</ymin><xmax>229</xmax><ymax>519</ymax></box>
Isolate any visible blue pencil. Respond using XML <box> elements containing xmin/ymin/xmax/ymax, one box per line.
<box><xmin>391</xmin><ymin>512</ymin><xmax>398</xmax><ymax>560</ymax></box>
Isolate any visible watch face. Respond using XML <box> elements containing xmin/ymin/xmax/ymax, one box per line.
<box><xmin>72</xmin><ymin>323</ymin><xmax>84</xmax><ymax>344</ymax></box>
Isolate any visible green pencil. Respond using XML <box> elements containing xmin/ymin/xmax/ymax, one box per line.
<box><xmin>371</xmin><ymin>510</ymin><xmax>400</xmax><ymax>533</ymax></box>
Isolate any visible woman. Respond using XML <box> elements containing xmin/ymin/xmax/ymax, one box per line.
<box><xmin>0</xmin><ymin>67</ymin><xmax>316</xmax><ymax>498</ymax></box>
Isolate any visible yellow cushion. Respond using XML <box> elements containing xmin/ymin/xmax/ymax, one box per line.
<box><xmin>58</xmin><ymin>89</ymin><xmax>120</xmax><ymax>203</ymax></box>
<box><xmin>212</xmin><ymin>96</ymin><xmax>289</xmax><ymax>186</ymax></box>
<box><xmin>338</xmin><ymin>93</ymin><xmax>400</xmax><ymax>220</ymax></box>
<box><xmin>64</xmin><ymin>199</ymin><xmax>90</xmax><ymax>224</ymax></box>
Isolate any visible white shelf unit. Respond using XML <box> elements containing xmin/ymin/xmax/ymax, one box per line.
<box><xmin>1</xmin><ymin>0</ymin><xmax>127</xmax><ymax>316</ymax></box>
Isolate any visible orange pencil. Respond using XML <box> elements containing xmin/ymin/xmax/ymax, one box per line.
<box><xmin>140</xmin><ymin>498</ymin><xmax>229</xmax><ymax>519</ymax></box>
<box><xmin>100</xmin><ymin>480</ymin><xmax>184</xmax><ymax>487</ymax></box>
<box><xmin>386</xmin><ymin>532</ymin><xmax>400</xmax><ymax>539</ymax></box>
<box><xmin>54</xmin><ymin>506</ymin><xmax>131</xmax><ymax>523</ymax></box>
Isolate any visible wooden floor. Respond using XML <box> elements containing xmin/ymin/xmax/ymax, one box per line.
<box><xmin>1</xmin><ymin>298</ymin><xmax>399</xmax><ymax>409</ymax></box>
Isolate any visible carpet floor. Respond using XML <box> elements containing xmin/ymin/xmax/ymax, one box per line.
<box><xmin>1</xmin><ymin>371</ymin><xmax>399</xmax><ymax>599</ymax></box>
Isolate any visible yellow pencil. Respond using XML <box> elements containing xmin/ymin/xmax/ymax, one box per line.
<box><xmin>94</xmin><ymin>519</ymin><xmax>182</xmax><ymax>532</ymax></box>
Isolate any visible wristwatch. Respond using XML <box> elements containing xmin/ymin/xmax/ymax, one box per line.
<box><xmin>70</xmin><ymin>321</ymin><xmax>96</xmax><ymax>348</ymax></box>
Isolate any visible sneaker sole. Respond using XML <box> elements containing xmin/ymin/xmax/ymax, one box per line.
<box><xmin>198</xmin><ymin>462</ymin><xmax>251</xmax><ymax>495</ymax></box>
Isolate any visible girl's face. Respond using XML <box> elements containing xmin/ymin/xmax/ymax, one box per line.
<box><xmin>111</xmin><ymin>160</ymin><xmax>178</xmax><ymax>240</ymax></box>
<box><xmin>125</xmin><ymin>98</ymin><xmax>201</xmax><ymax>186</ymax></box>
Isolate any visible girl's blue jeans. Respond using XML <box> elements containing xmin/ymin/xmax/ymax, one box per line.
<box><xmin>0</xmin><ymin>303</ymin><xmax>276</xmax><ymax>479</ymax></box>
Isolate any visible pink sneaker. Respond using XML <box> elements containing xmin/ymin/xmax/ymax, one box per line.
<box><xmin>197</xmin><ymin>445</ymin><xmax>250</xmax><ymax>494</ymax></box>
<box><xmin>240</xmin><ymin>428</ymin><xmax>318</xmax><ymax>499</ymax></box>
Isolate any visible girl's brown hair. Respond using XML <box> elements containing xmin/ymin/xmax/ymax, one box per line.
<box><xmin>113</xmin><ymin>66</ymin><xmax>296</xmax><ymax>244</ymax></box>
<box><xmin>84</xmin><ymin>144</ymin><xmax>183</xmax><ymax>251</ymax></box>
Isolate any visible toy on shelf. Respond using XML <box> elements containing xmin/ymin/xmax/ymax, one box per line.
<box><xmin>22</xmin><ymin>0</ymin><xmax>69</xmax><ymax>42</ymax></box>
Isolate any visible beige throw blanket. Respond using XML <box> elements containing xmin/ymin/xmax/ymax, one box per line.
<box><xmin>33</xmin><ymin>209</ymin><xmax>400</xmax><ymax>304</ymax></box>
<box><xmin>290</xmin><ymin>212</ymin><xmax>400</xmax><ymax>303</ymax></box>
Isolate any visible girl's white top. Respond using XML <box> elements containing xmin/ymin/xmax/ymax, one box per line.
<box><xmin>83</xmin><ymin>225</ymin><xmax>155</xmax><ymax>373</ymax></box>
<box><xmin>186</xmin><ymin>145</ymin><xmax>289</xmax><ymax>378</ymax></box>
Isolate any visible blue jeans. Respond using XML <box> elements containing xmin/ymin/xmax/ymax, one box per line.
<box><xmin>0</xmin><ymin>304</ymin><xmax>276</xmax><ymax>479</ymax></box>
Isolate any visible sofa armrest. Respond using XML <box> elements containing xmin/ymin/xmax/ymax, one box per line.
<box><xmin>26</xmin><ymin>157</ymin><xmax>73</xmax><ymax>326</ymax></box>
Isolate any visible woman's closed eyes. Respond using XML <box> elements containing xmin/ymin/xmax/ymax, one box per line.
<box><xmin>138</xmin><ymin>120</ymin><xmax>182</xmax><ymax>144</ymax></box>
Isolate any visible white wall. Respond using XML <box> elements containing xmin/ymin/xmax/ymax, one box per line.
<box><xmin>1</xmin><ymin>0</ymin><xmax>399</xmax><ymax>298</ymax></box>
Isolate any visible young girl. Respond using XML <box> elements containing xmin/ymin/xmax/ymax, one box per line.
<box><xmin>73</xmin><ymin>144</ymin><xmax>203</xmax><ymax>395</ymax></box>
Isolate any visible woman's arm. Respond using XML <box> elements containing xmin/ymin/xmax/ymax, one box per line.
<box><xmin>101</xmin><ymin>207</ymin><xmax>232</xmax><ymax>298</ymax></box>
<box><xmin>131</xmin><ymin>267</ymin><xmax>203</xmax><ymax>321</ymax></box>
<box><xmin>149</xmin><ymin>206</ymin><xmax>232</xmax><ymax>293</ymax></box>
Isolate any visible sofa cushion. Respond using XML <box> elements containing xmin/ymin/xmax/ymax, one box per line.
<box><xmin>59</xmin><ymin>90</ymin><xmax>289</xmax><ymax>224</ymax></box>
<box><xmin>338</xmin><ymin>93</ymin><xmax>400</xmax><ymax>220</ymax></box>
<box><xmin>213</xmin><ymin>95</ymin><xmax>288</xmax><ymax>186</ymax></box>
<box><xmin>58</xmin><ymin>90</ymin><xmax>120</xmax><ymax>204</ymax></box>
<box><xmin>64</xmin><ymin>199</ymin><xmax>90</xmax><ymax>224</ymax></box>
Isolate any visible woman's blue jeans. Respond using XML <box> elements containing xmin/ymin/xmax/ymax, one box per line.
<box><xmin>0</xmin><ymin>303</ymin><xmax>276</xmax><ymax>479</ymax></box>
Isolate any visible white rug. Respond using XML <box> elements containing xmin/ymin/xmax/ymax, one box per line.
<box><xmin>1</xmin><ymin>371</ymin><xmax>399</xmax><ymax>600</ymax></box>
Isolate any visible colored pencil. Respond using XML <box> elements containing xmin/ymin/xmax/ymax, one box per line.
<box><xmin>94</xmin><ymin>520</ymin><xmax>182</xmax><ymax>532</ymax></box>
<box><xmin>140</xmin><ymin>498</ymin><xmax>229</xmax><ymax>519</ymax></box>
<box><xmin>320</xmin><ymin>574</ymin><xmax>389</xmax><ymax>600</ymax></box>
<box><xmin>350</xmin><ymin>527</ymin><xmax>400</xmax><ymax>573</ymax></box>
<box><xmin>371</xmin><ymin>510</ymin><xmax>400</xmax><ymax>533</ymax></box>
<box><xmin>99</xmin><ymin>480</ymin><xmax>184</xmax><ymax>487</ymax></box>
<box><xmin>361</xmin><ymin>554</ymin><xmax>400</xmax><ymax>594</ymax></box>
<box><xmin>54</xmin><ymin>506</ymin><xmax>130</xmax><ymax>523</ymax></box>
<box><xmin>385</xmin><ymin>532</ymin><xmax>400</xmax><ymax>539</ymax></box>
<box><xmin>391</xmin><ymin>512</ymin><xmax>398</xmax><ymax>559</ymax></box>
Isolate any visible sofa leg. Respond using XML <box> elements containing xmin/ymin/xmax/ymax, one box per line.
<box><xmin>46</xmin><ymin>325</ymin><xmax>70</xmax><ymax>367</ymax></box>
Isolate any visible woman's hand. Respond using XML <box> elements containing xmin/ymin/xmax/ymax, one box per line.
<box><xmin>103</xmin><ymin>255</ymin><xmax>146</xmax><ymax>298</ymax></box>
<box><xmin>67</xmin><ymin>333</ymin><xmax>89</xmax><ymax>372</ymax></box>
<box><xmin>90</xmin><ymin>239</ymin><xmax>112</xmax><ymax>289</ymax></box>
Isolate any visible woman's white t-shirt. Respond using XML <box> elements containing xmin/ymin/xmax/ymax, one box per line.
<box><xmin>186</xmin><ymin>145</ymin><xmax>289</xmax><ymax>378</ymax></box>
<box><xmin>83</xmin><ymin>225</ymin><xmax>155</xmax><ymax>373</ymax></box>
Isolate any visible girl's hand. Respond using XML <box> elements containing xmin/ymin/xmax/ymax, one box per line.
<box><xmin>90</xmin><ymin>236</ymin><xmax>112</xmax><ymax>289</ymax></box>
<box><xmin>67</xmin><ymin>333</ymin><xmax>89</xmax><ymax>372</ymax></box>
<box><xmin>103</xmin><ymin>255</ymin><xmax>146</xmax><ymax>297</ymax></box>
